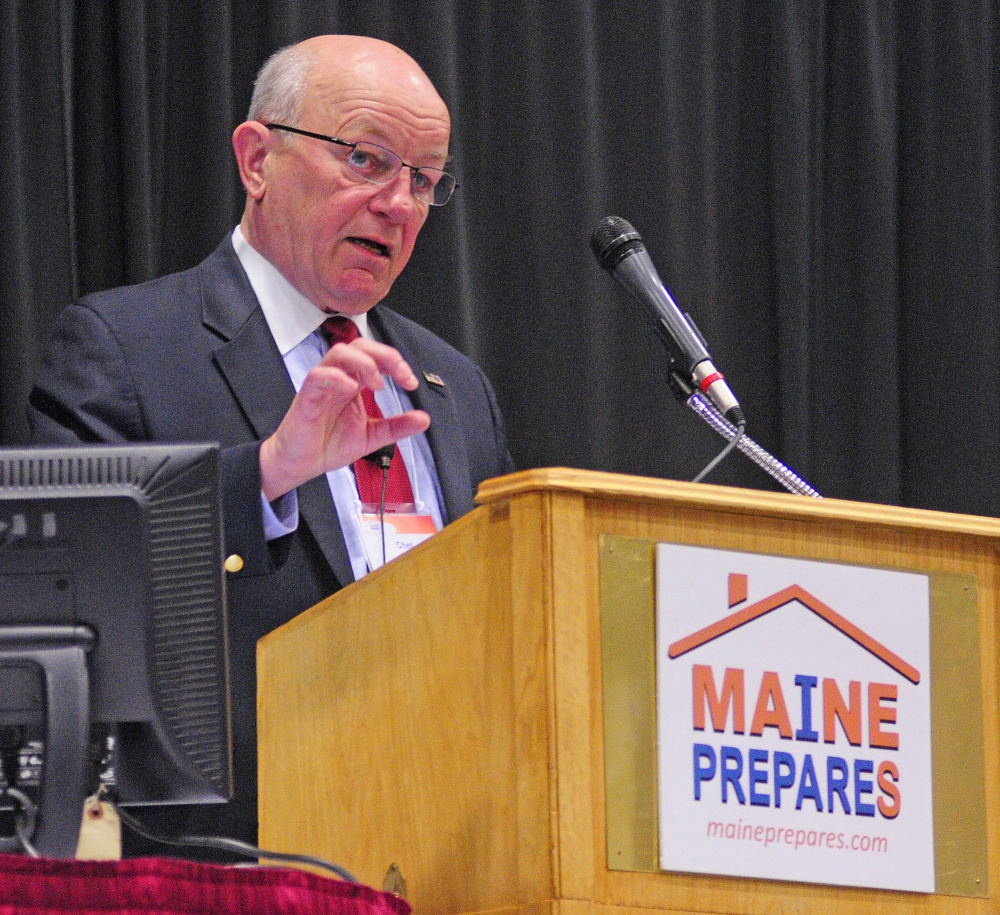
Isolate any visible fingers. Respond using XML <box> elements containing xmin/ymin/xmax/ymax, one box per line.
<box><xmin>258</xmin><ymin>339</ymin><xmax>431</xmax><ymax>502</ymax></box>
<box><xmin>367</xmin><ymin>410</ymin><xmax>431</xmax><ymax>450</ymax></box>
<box><xmin>321</xmin><ymin>337</ymin><xmax>420</xmax><ymax>391</ymax></box>
<box><xmin>294</xmin><ymin>365</ymin><xmax>365</xmax><ymax>418</ymax></box>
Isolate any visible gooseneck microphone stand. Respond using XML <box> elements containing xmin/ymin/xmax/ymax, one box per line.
<box><xmin>666</xmin><ymin>370</ymin><xmax>822</xmax><ymax>499</ymax></box>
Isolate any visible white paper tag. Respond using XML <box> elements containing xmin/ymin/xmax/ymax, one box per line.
<box><xmin>75</xmin><ymin>794</ymin><xmax>121</xmax><ymax>860</ymax></box>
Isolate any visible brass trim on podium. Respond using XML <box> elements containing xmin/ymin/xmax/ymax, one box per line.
<box><xmin>601</xmin><ymin>534</ymin><xmax>659</xmax><ymax>872</ymax></box>
<box><xmin>600</xmin><ymin>534</ymin><xmax>988</xmax><ymax>898</ymax></box>
<box><xmin>930</xmin><ymin>572</ymin><xmax>988</xmax><ymax>896</ymax></box>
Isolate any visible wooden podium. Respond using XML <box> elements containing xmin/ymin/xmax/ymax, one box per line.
<box><xmin>257</xmin><ymin>469</ymin><xmax>999</xmax><ymax>915</ymax></box>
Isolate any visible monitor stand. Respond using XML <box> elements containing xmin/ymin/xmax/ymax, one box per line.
<box><xmin>0</xmin><ymin>625</ymin><xmax>95</xmax><ymax>857</ymax></box>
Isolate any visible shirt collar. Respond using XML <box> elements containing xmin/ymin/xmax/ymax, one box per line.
<box><xmin>231</xmin><ymin>226</ymin><xmax>369</xmax><ymax>355</ymax></box>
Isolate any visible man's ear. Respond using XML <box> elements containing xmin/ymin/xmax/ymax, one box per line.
<box><xmin>232</xmin><ymin>122</ymin><xmax>270</xmax><ymax>200</ymax></box>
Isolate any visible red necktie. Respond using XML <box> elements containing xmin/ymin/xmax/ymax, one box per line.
<box><xmin>319</xmin><ymin>316</ymin><xmax>415</xmax><ymax>506</ymax></box>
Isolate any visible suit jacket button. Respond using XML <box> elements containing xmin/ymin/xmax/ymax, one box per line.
<box><xmin>224</xmin><ymin>554</ymin><xmax>244</xmax><ymax>573</ymax></box>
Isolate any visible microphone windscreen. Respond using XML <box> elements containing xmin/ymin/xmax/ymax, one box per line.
<box><xmin>590</xmin><ymin>216</ymin><xmax>645</xmax><ymax>271</ymax></box>
<box><xmin>363</xmin><ymin>444</ymin><xmax>395</xmax><ymax>465</ymax></box>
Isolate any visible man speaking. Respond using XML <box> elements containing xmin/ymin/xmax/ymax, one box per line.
<box><xmin>28</xmin><ymin>34</ymin><xmax>514</xmax><ymax>854</ymax></box>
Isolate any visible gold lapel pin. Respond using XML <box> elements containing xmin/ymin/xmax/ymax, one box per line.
<box><xmin>422</xmin><ymin>371</ymin><xmax>446</xmax><ymax>389</ymax></box>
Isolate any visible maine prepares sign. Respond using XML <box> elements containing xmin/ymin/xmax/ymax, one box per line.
<box><xmin>655</xmin><ymin>544</ymin><xmax>934</xmax><ymax>893</ymax></box>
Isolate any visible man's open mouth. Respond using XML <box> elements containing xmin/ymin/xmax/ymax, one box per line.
<box><xmin>349</xmin><ymin>237</ymin><xmax>390</xmax><ymax>257</ymax></box>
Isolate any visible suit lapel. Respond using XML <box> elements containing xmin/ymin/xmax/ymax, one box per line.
<box><xmin>369</xmin><ymin>309</ymin><xmax>474</xmax><ymax>523</ymax></box>
<box><xmin>201</xmin><ymin>241</ymin><xmax>356</xmax><ymax>588</ymax></box>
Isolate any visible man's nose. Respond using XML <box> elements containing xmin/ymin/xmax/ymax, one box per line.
<box><xmin>372</xmin><ymin>169</ymin><xmax>419</xmax><ymax>220</ymax></box>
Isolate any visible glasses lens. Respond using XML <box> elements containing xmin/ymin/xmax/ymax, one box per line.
<box><xmin>345</xmin><ymin>142</ymin><xmax>401</xmax><ymax>183</ymax></box>
<box><xmin>341</xmin><ymin>139</ymin><xmax>457</xmax><ymax>206</ymax></box>
<box><xmin>414</xmin><ymin>169</ymin><xmax>457</xmax><ymax>206</ymax></box>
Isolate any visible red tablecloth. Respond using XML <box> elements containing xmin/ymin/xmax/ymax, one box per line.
<box><xmin>0</xmin><ymin>854</ymin><xmax>411</xmax><ymax>915</ymax></box>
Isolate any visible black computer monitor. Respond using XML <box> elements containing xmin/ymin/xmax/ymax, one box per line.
<box><xmin>0</xmin><ymin>443</ymin><xmax>232</xmax><ymax>857</ymax></box>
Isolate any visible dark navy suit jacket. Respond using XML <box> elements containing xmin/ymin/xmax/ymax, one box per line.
<box><xmin>28</xmin><ymin>237</ymin><xmax>515</xmax><ymax>856</ymax></box>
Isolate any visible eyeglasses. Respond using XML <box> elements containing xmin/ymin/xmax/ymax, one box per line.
<box><xmin>264</xmin><ymin>123</ymin><xmax>458</xmax><ymax>207</ymax></box>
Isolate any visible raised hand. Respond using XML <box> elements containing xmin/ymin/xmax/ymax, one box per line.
<box><xmin>259</xmin><ymin>337</ymin><xmax>430</xmax><ymax>501</ymax></box>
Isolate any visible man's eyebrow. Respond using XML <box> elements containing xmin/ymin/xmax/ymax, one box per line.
<box><xmin>341</xmin><ymin>121</ymin><xmax>450</xmax><ymax>164</ymax></box>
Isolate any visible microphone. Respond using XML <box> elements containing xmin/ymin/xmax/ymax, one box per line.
<box><xmin>591</xmin><ymin>216</ymin><xmax>744</xmax><ymax>426</ymax></box>
<box><xmin>363</xmin><ymin>444</ymin><xmax>395</xmax><ymax>470</ymax></box>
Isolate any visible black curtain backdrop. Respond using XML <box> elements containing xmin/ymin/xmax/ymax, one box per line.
<box><xmin>2</xmin><ymin>1</ymin><xmax>998</xmax><ymax>515</ymax></box>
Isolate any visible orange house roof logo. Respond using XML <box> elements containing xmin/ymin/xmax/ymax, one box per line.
<box><xmin>667</xmin><ymin>572</ymin><xmax>920</xmax><ymax>685</ymax></box>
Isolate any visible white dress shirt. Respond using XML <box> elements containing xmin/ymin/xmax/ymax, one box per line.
<box><xmin>231</xmin><ymin>227</ymin><xmax>445</xmax><ymax>581</ymax></box>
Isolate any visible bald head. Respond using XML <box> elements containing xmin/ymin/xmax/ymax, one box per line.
<box><xmin>249</xmin><ymin>36</ymin><xmax>449</xmax><ymax>133</ymax></box>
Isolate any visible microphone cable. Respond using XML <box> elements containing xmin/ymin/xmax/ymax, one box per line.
<box><xmin>115</xmin><ymin>805</ymin><xmax>357</xmax><ymax>882</ymax></box>
<box><xmin>693</xmin><ymin>420</ymin><xmax>746</xmax><ymax>484</ymax></box>
<box><xmin>365</xmin><ymin>445</ymin><xmax>395</xmax><ymax>566</ymax></box>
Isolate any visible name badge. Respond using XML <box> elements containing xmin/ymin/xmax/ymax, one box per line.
<box><xmin>354</xmin><ymin>502</ymin><xmax>437</xmax><ymax>571</ymax></box>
